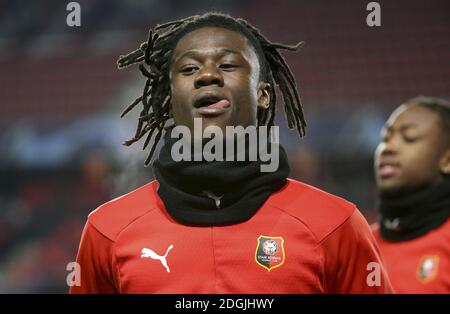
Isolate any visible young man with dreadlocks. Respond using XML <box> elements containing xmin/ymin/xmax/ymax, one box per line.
<box><xmin>70</xmin><ymin>13</ymin><xmax>392</xmax><ymax>294</ymax></box>
<box><xmin>372</xmin><ymin>96</ymin><xmax>450</xmax><ymax>293</ymax></box>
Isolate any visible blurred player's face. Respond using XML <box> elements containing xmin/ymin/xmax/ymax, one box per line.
<box><xmin>169</xmin><ymin>27</ymin><xmax>269</xmax><ymax>133</ymax></box>
<box><xmin>374</xmin><ymin>104</ymin><xmax>449</xmax><ymax>196</ymax></box>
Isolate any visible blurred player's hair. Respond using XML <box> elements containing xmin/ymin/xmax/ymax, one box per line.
<box><xmin>117</xmin><ymin>12</ymin><xmax>306</xmax><ymax>165</ymax></box>
<box><xmin>407</xmin><ymin>95</ymin><xmax>450</xmax><ymax>145</ymax></box>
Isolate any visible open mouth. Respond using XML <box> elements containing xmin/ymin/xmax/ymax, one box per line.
<box><xmin>378</xmin><ymin>162</ymin><xmax>400</xmax><ymax>178</ymax></box>
<box><xmin>194</xmin><ymin>94</ymin><xmax>231</xmax><ymax>116</ymax></box>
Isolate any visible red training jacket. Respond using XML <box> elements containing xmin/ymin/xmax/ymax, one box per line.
<box><xmin>373</xmin><ymin>219</ymin><xmax>450</xmax><ymax>293</ymax></box>
<box><xmin>70</xmin><ymin>179</ymin><xmax>393</xmax><ymax>294</ymax></box>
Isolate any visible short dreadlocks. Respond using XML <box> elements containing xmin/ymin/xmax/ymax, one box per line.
<box><xmin>117</xmin><ymin>12</ymin><xmax>306</xmax><ymax>165</ymax></box>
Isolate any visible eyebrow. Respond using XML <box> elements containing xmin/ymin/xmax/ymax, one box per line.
<box><xmin>384</xmin><ymin>123</ymin><xmax>419</xmax><ymax>132</ymax></box>
<box><xmin>173</xmin><ymin>48</ymin><xmax>240</xmax><ymax>64</ymax></box>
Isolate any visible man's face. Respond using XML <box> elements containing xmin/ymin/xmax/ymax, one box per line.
<box><xmin>374</xmin><ymin>104</ymin><xmax>448</xmax><ymax>196</ymax></box>
<box><xmin>169</xmin><ymin>27</ymin><xmax>269</xmax><ymax>134</ymax></box>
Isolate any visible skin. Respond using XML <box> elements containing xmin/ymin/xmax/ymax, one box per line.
<box><xmin>169</xmin><ymin>27</ymin><xmax>270</xmax><ymax>135</ymax></box>
<box><xmin>374</xmin><ymin>103</ymin><xmax>450</xmax><ymax>196</ymax></box>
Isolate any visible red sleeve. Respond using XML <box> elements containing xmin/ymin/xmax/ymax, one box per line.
<box><xmin>69</xmin><ymin>221</ymin><xmax>120</xmax><ymax>294</ymax></box>
<box><xmin>319</xmin><ymin>209</ymin><xmax>394</xmax><ymax>294</ymax></box>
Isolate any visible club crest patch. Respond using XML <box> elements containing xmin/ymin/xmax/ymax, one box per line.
<box><xmin>255</xmin><ymin>235</ymin><xmax>285</xmax><ymax>271</ymax></box>
<box><xmin>417</xmin><ymin>255</ymin><xmax>439</xmax><ymax>284</ymax></box>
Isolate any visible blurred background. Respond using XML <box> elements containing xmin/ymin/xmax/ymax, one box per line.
<box><xmin>0</xmin><ymin>0</ymin><xmax>448</xmax><ymax>293</ymax></box>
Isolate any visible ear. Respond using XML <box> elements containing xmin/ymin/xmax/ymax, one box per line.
<box><xmin>439</xmin><ymin>148</ymin><xmax>450</xmax><ymax>175</ymax></box>
<box><xmin>257</xmin><ymin>82</ymin><xmax>270</xmax><ymax>109</ymax></box>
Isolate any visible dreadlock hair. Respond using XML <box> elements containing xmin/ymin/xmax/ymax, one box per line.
<box><xmin>117</xmin><ymin>12</ymin><xmax>306</xmax><ymax>166</ymax></box>
<box><xmin>406</xmin><ymin>95</ymin><xmax>450</xmax><ymax>146</ymax></box>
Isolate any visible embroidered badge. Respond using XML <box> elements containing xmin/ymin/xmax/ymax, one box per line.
<box><xmin>255</xmin><ymin>235</ymin><xmax>285</xmax><ymax>271</ymax></box>
<box><xmin>417</xmin><ymin>255</ymin><xmax>439</xmax><ymax>284</ymax></box>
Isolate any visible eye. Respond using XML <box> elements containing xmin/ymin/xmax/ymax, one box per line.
<box><xmin>401</xmin><ymin>131</ymin><xmax>419</xmax><ymax>143</ymax></box>
<box><xmin>219</xmin><ymin>63</ymin><xmax>238</xmax><ymax>71</ymax></box>
<box><xmin>403</xmin><ymin>135</ymin><xmax>418</xmax><ymax>143</ymax></box>
<box><xmin>180</xmin><ymin>65</ymin><xmax>199</xmax><ymax>75</ymax></box>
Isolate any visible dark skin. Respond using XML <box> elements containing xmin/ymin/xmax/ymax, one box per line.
<box><xmin>374</xmin><ymin>103</ymin><xmax>450</xmax><ymax>196</ymax></box>
<box><xmin>169</xmin><ymin>27</ymin><xmax>270</xmax><ymax>135</ymax></box>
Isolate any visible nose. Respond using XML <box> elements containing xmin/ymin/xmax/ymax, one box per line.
<box><xmin>379</xmin><ymin>135</ymin><xmax>400</xmax><ymax>157</ymax></box>
<box><xmin>194</xmin><ymin>64</ymin><xmax>224</xmax><ymax>89</ymax></box>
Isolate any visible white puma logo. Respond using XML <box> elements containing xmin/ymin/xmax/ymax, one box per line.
<box><xmin>141</xmin><ymin>245</ymin><xmax>174</xmax><ymax>273</ymax></box>
<box><xmin>203</xmin><ymin>190</ymin><xmax>224</xmax><ymax>209</ymax></box>
<box><xmin>383</xmin><ymin>218</ymin><xmax>400</xmax><ymax>231</ymax></box>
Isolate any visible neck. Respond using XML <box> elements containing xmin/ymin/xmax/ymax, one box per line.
<box><xmin>152</xmin><ymin>126</ymin><xmax>290</xmax><ymax>226</ymax></box>
<box><xmin>378</xmin><ymin>177</ymin><xmax>450</xmax><ymax>241</ymax></box>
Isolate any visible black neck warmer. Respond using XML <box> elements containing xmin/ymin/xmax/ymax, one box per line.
<box><xmin>378</xmin><ymin>177</ymin><xmax>450</xmax><ymax>242</ymax></box>
<box><xmin>153</xmin><ymin>126</ymin><xmax>290</xmax><ymax>226</ymax></box>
